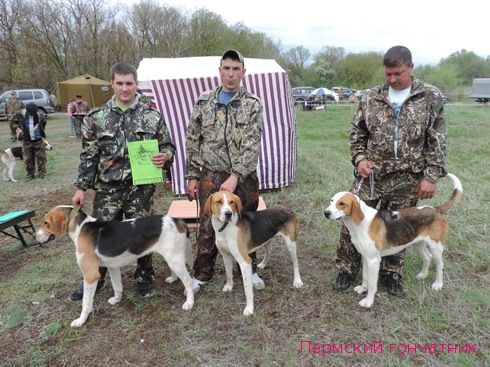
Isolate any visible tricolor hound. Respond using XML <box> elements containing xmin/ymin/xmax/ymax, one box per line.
<box><xmin>1</xmin><ymin>139</ymin><xmax>53</xmax><ymax>182</ymax></box>
<box><xmin>35</xmin><ymin>205</ymin><xmax>194</xmax><ymax>327</ymax></box>
<box><xmin>204</xmin><ymin>191</ymin><xmax>303</xmax><ymax>316</ymax></box>
<box><xmin>324</xmin><ymin>173</ymin><xmax>463</xmax><ymax>308</ymax></box>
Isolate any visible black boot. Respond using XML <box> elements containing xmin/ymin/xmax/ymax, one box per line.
<box><xmin>135</xmin><ymin>255</ymin><xmax>156</xmax><ymax>297</ymax></box>
<box><xmin>69</xmin><ymin>267</ymin><xmax>107</xmax><ymax>301</ymax></box>
<box><xmin>332</xmin><ymin>272</ymin><xmax>352</xmax><ymax>291</ymax></box>
<box><xmin>383</xmin><ymin>272</ymin><xmax>406</xmax><ymax>299</ymax></box>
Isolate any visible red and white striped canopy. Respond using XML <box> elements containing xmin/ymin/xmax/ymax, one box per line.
<box><xmin>137</xmin><ymin>57</ymin><xmax>296</xmax><ymax>195</ymax></box>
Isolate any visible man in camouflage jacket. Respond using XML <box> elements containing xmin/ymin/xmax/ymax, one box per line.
<box><xmin>186</xmin><ymin>49</ymin><xmax>265</xmax><ymax>292</ymax></box>
<box><xmin>70</xmin><ymin>62</ymin><xmax>175</xmax><ymax>301</ymax></box>
<box><xmin>332</xmin><ymin>46</ymin><xmax>447</xmax><ymax>298</ymax></box>
<box><xmin>12</xmin><ymin>103</ymin><xmax>48</xmax><ymax>180</ymax></box>
<box><xmin>6</xmin><ymin>91</ymin><xmax>24</xmax><ymax>141</ymax></box>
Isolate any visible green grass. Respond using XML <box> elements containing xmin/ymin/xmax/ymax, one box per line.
<box><xmin>0</xmin><ymin>106</ymin><xmax>489</xmax><ymax>366</ymax></box>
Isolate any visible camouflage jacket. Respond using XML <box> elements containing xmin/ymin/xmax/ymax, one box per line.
<box><xmin>74</xmin><ymin>94</ymin><xmax>175</xmax><ymax>190</ymax></box>
<box><xmin>350</xmin><ymin>78</ymin><xmax>447</xmax><ymax>183</ymax></box>
<box><xmin>185</xmin><ymin>86</ymin><xmax>262</xmax><ymax>181</ymax></box>
<box><xmin>6</xmin><ymin>98</ymin><xmax>24</xmax><ymax>118</ymax></box>
<box><xmin>12</xmin><ymin>109</ymin><xmax>47</xmax><ymax>140</ymax></box>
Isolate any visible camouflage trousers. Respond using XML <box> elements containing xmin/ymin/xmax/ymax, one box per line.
<box><xmin>335</xmin><ymin>171</ymin><xmax>421</xmax><ymax>277</ymax></box>
<box><xmin>193</xmin><ymin>168</ymin><xmax>259</xmax><ymax>282</ymax></box>
<box><xmin>93</xmin><ymin>183</ymin><xmax>156</xmax><ymax>284</ymax></box>
<box><xmin>9</xmin><ymin>119</ymin><xmax>17</xmax><ymax>139</ymax></box>
<box><xmin>23</xmin><ymin>139</ymin><xmax>46</xmax><ymax>177</ymax></box>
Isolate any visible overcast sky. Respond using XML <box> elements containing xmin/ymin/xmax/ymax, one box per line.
<box><xmin>117</xmin><ymin>0</ymin><xmax>488</xmax><ymax>65</ymax></box>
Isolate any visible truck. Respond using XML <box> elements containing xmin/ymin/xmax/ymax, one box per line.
<box><xmin>468</xmin><ymin>78</ymin><xmax>490</xmax><ymax>103</ymax></box>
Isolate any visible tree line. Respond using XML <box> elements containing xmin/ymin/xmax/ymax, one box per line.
<box><xmin>1</xmin><ymin>0</ymin><xmax>489</xmax><ymax>97</ymax></box>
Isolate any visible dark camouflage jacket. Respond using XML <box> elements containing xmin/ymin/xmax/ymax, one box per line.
<box><xmin>12</xmin><ymin>109</ymin><xmax>47</xmax><ymax>140</ymax></box>
<box><xmin>185</xmin><ymin>86</ymin><xmax>262</xmax><ymax>181</ymax></box>
<box><xmin>6</xmin><ymin>98</ymin><xmax>24</xmax><ymax>118</ymax></box>
<box><xmin>350</xmin><ymin>78</ymin><xmax>447</xmax><ymax>182</ymax></box>
<box><xmin>74</xmin><ymin>94</ymin><xmax>175</xmax><ymax>190</ymax></box>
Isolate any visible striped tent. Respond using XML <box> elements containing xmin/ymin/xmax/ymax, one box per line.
<box><xmin>137</xmin><ymin>57</ymin><xmax>296</xmax><ymax>195</ymax></box>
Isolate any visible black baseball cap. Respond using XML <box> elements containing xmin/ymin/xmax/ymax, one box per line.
<box><xmin>221</xmin><ymin>49</ymin><xmax>244</xmax><ymax>66</ymax></box>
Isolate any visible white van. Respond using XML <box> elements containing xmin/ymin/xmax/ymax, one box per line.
<box><xmin>0</xmin><ymin>89</ymin><xmax>55</xmax><ymax>118</ymax></box>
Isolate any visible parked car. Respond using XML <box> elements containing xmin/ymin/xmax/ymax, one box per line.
<box><xmin>332</xmin><ymin>87</ymin><xmax>355</xmax><ymax>99</ymax></box>
<box><xmin>0</xmin><ymin>88</ymin><xmax>55</xmax><ymax>118</ymax></box>
<box><xmin>291</xmin><ymin>86</ymin><xmax>315</xmax><ymax>104</ymax></box>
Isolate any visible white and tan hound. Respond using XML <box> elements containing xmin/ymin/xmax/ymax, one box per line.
<box><xmin>1</xmin><ymin>139</ymin><xmax>52</xmax><ymax>182</ymax></box>
<box><xmin>35</xmin><ymin>205</ymin><xmax>194</xmax><ymax>327</ymax></box>
<box><xmin>204</xmin><ymin>191</ymin><xmax>303</xmax><ymax>316</ymax></box>
<box><xmin>324</xmin><ymin>173</ymin><xmax>463</xmax><ymax>308</ymax></box>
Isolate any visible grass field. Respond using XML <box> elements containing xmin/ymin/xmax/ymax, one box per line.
<box><xmin>0</xmin><ymin>106</ymin><xmax>489</xmax><ymax>366</ymax></box>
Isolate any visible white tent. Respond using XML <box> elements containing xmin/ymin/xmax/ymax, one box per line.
<box><xmin>137</xmin><ymin>56</ymin><xmax>297</xmax><ymax>195</ymax></box>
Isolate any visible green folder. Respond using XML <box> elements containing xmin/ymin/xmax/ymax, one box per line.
<box><xmin>127</xmin><ymin>139</ymin><xmax>163</xmax><ymax>185</ymax></box>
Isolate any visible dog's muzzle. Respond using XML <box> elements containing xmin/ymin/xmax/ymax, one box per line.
<box><xmin>324</xmin><ymin>210</ymin><xmax>338</xmax><ymax>220</ymax></box>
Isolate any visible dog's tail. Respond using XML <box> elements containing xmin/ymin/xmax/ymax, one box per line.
<box><xmin>437</xmin><ymin>173</ymin><xmax>463</xmax><ymax>214</ymax></box>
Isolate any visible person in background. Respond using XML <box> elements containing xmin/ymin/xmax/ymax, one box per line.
<box><xmin>72</xmin><ymin>94</ymin><xmax>89</xmax><ymax>139</ymax></box>
<box><xmin>332</xmin><ymin>45</ymin><xmax>447</xmax><ymax>299</ymax></box>
<box><xmin>67</xmin><ymin>99</ymin><xmax>76</xmax><ymax>137</ymax></box>
<box><xmin>186</xmin><ymin>49</ymin><xmax>265</xmax><ymax>293</ymax></box>
<box><xmin>6</xmin><ymin>91</ymin><xmax>24</xmax><ymax>141</ymax></box>
<box><xmin>69</xmin><ymin>62</ymin><xmax>175</xmax><ymax>301</ymax></box>
<box><xmin>12</xmin><ymin>103</ymin><xmax>48</xmax><ymax>181</ymax></box>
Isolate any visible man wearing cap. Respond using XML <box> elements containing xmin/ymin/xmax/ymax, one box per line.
<box><xmin>186</xmin><ymin>49</ymin><xmax>265</xmax><ymax>293</ymax></box>
<box><xmin>72</xmin><ymin>94</ymin><xmax>89</xmax><ymax>138</ymax></box>
<box><xmin>6</xmin><ymin>91</ymin><xmax>24</xmax><ymax>141</ymax></box>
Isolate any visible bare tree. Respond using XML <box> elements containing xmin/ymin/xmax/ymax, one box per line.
<box><xmin>0</xmin><ymin>0</ymin><xmax>25</xmax><ymax>85</ymax></box>
<box><xmin>283</xmin><ymin>46</ymin><xmax>311</xmax><ymax>82</ymax></box>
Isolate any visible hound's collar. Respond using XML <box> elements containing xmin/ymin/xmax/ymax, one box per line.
<box><xmin>218</xmin><ymin>221</ymin><xmax>229</xmax><ymax>232</ymax></box>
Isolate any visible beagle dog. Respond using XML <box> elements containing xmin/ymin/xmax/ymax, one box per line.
<box><xmin>324</xmin><ymin>173</ymin><xmax>463</xmax><ymax>308</ymax></box>
<box><xmin>1</xmin><ymin>139</ymin><xmax>53</xmax><ymax>182</ymax></box>
<box><xmin>204</xmin><ymin>191</ymin><xmax>303</xmax><ymax>316</ymax></box>
<box><xmin>35</xmin><ymin>205</ymin><xmax>194</xmax><ymax>327</ymax></box>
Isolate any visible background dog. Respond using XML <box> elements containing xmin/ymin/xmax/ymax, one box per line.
<box><xmin>324</xmin><ymin>173</ymin><xmax>463</xmax><ymax>308</ymax></box>
<box><xmin>204</xmin><ymin>191</ymin><xmax>303</xmax><ymax>316</ymax></box>
<box><xmin>35</xmin><ymin>205</ymin><xmax>194</xmax><ymax>327</ymax></box>
<box><xmin>1</xmin><ymin>139</ymin><xmax>53</xmax><ymax>182</ymax></box>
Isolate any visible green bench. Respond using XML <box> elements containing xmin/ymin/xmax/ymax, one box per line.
<box><xmin>0</xmin><ymin>210</ymin><xmax>37</xmax><ymax>247</ymax></box>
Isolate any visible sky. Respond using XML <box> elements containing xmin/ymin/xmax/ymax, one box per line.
<box><xmin>117</xmin><ymin>0</ymin><xmax>489</xmax><ymax>66</ymax></box>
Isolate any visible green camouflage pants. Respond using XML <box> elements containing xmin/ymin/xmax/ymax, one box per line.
<box><xmin>335</xmin><ymin>171</ymin><xmax>421</xmax><ymax>277</ymax></box>
<box><xmin>193</xmin><ymin>168</ymin><xmax>259</xmax><ymax>282</ymax></box>
<box><xmin>23</xmin><ymin>139</ymin><xmax>46</xmax><ymax>177</ymax></box>
<box><xmin>93</xmin><ymin>183</ymin><xmax>156</xmax><ymax>283</ymax></box>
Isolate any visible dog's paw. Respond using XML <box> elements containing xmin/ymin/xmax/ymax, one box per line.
<box><xmin>70</xmin><ymin>318</ymin><xmax>86</xmax><ymax>328</ymax></box>
<box><xmin>243</xmin><ymin>306</ymin><xmax>254</xmax><ymax>316</ymax></box>
<box><xmin>359</xmin><ymin>297</ymin><xmax>374</xmax><ymax>308</ymax></box>
<box><xmin>416</xmin><ymin>272</ymin><xmax>428</xmax><ymax>280</ymax></box>
<box><xmin>431</xmin><ymin>282</ymin><xmax>443</xmax><ymax>291</ymax></box>
<box><xmin>354</xmin><ymin>285</ymin><xmax>367</xmax><ymax>294</ymax></box>
<box><xmin>165</xmin><ymin>274</ymin><xmax>177</xmax><ymax>283</ymax></box>
<box><xmin>182</xmin><ymin>301</ymin><xmax>194</xmax><ymax>310</ymax></box>
<box><xmin>222</xmin><ymin>283</ymin><xmax>234</xmax><ymax>292</ymax></box>
<box><xmin>108</xmin><ymin>296</ymin><xmax>121</xmax><ymax>305</ymax></box>
<box><xmin>293</xmin><ymin>278</ymin><xmax>304</xmax><ymax>288</ymax></box>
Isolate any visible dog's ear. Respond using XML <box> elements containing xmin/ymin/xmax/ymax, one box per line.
<box><xmin>203</xmin><ymin>194</ymin><xmax>214</xmax><ymax>215</ymax></box>
<box><xmin>234</xmin><ymin>194</ymin><xmax>243</xmax><ymax>215</ymax></box>
<box><xmin>350</xmin><ymin>196</ymin><xmax>365</xmax><ymax>225</ymax></box>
